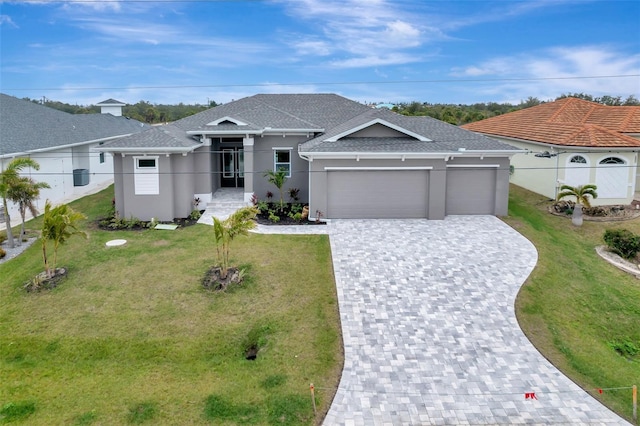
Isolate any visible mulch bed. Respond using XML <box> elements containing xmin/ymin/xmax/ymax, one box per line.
<box><xmin>24</xmin><ymin>268</ymin><xmax>67</xmax><ymax>292</ymax></box>
<box><xmin>549</xmin><ymin>201</ymin><xmax>640</xmax><ymax>222</ymax></box>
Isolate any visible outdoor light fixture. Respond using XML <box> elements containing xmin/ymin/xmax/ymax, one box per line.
<box><xmin>534</xmin><ymin>151</ymin><xmax>558</xmax><ymax>158</ymax></box>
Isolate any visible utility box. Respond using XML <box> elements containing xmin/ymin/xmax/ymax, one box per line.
<box><xmin>73</xmin><ymin>169</ymin><xmax>90</xmax><ymax>186</ymax></box>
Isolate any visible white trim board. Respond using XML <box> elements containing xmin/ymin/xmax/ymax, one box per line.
<box><xmin>446</xmin><ymin>164</ymin><xmax>500</xmax><ymax>168</ymax></box>
<box><xmin>324</xmin><ymin>166</ymin><xmax>433</xmax><ymax>171</ymax></box>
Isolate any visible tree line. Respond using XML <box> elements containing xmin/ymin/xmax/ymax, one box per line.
<box><xmin>27</xmin><ymin>92</ymin><xmax>639</xmax><ymax>126</ymax></box>
<box><xmin>25</xmin><ymin>97</ymin><xmax>217</xmax><ymax>124</ymax></box>
<box><xmin>392</xmin><ymin>93</ymin><xmax>640</xmax><ymax>125</ymax></box>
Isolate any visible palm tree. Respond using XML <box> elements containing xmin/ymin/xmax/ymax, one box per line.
<box><xmin>41</xmin><ymin>201</ymin><xmax>87</xmax><ymax>277</ymax></box>
<box><xmin>0</xmin><ymin>158</ymin><xmax>41</xmax><ymax>248</ymax></box>
<box><xmin>557</xmin><ymin>184</ymin><xmax>598</xmax><ymax>207</ymax></box>
<box><xmin>263</xmin><ymin>169</ymin><xmax>288</xmax><ymax>212</ymax></box>
<box><xmin>557</xmin><ymin>184</ymin><xmax>598</xmax><ymax>226</ymax></box>
<box><xmin>212</xmin><ymin>206</ymin><xmax>258</xmax><ymax>280</ymax></box>
<box><xmin>7</xmin><ymin>176</ymin><xmax>50</xmax><ymax>246</ymax></box>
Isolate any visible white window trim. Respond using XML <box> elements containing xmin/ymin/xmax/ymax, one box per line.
<box><xmin>273</xmin><ymin>147</ymin><xmax>292</xmax><ymax>177</ymax></box>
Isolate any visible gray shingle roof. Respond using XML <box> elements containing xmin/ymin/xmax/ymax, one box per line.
<box><xmin>85</xmin><ymin>93</ymin><xmax>518</xmax><ymax>154</ymax></box>
<box><xmin>98</xmin><ymin>124</ymin><xmax>201</xmax><ymax>150</ymax></box>
<box><xmin>299</xmin><ymin>107</ymin><xmax>520</xmax><ymax>152</ymax></box>
<box><xmin>0</xmin><ymin>93</ymin><xmax>148</xmax><ymax>156</ymax></box>
<box><xmin>97</xmin><ymin>98</ymin><xmax>126</xmax><ymax>105</ymax></box>
<box><xmin>173</xmin><ymin>93</ymin><xmax>371</xmax><ymax>132</ymax></box>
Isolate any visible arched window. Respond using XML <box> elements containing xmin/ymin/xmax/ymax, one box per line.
<box><xmin>569</xmin><ymin>155</ymin><xmax>587</xmax><ymax>164</ymax></box>
<box><xmin>599</xmin><ymin>157</ymin><xmax>625</xmax><ymax>165</ymax></box>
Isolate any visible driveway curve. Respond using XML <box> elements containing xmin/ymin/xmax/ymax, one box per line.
<box><xmin>323</xmin><ymin>217</ymin><xmax>627</xmax><ymax>425</ymax></box>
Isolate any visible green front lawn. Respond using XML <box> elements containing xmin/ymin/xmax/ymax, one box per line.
<box><xmin>507</xmin><ymin>185</ymin><xmax>640</xmax><ymax>424</ymax></box>
<box><xmin>0</xmin><ymin>187</ymin><xmax>342</xmax><ymax>425</ymax></box>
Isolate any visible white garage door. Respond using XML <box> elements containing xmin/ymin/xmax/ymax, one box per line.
<box><xmin>446</xmin><ymin>168</ymin><xmax>496</xmax><ymax>215</ymax></box>
<box><xmin>327</xmin><ymin>170</ymin><xmax>429</xmax><ymax>218</ymax></box>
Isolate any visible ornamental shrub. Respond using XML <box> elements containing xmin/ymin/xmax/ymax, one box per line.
<box><xmin>603</xmin><ymin>229</ymin><xmax>640</xmax><ymax>260</ymax></box>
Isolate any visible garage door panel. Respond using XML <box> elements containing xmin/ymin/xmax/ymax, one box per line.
<box><xmin>596</xmin><ymin>165</ymin><xmax>627</xmax><ymax>198</ymax></box>
<box><xmin>446</xmin><ymin>169</ymin><xmax>496</xmax><ymax>215</ymax></box>
<box><xmin>327</xmin><ymin>170</ymin><xmax>428</xmax><ymax>218</ymax></box>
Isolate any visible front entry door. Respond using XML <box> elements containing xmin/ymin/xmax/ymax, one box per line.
<box><xmin>221</xmin><ymin>148</ymin><xmax>244</xmax><ymax>187</ymax></box>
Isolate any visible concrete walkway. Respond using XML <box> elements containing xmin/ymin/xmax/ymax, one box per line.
<box><xmin>321</xmin><ymin>217</ymin><xmax>627</xmax><ymax>425</ymax></box>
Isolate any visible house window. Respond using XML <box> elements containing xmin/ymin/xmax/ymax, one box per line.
<box><xmin>134</xmin><ymin>156</ymin><xmax>159</xmax><ymax>195</ymax></box>
<box><xmin>273</xmin><ymin>148</ymin><xmax>292</xmax><ymax>177</ymax></box>
<box><xmin>99</xmin><ymin>152</ymin><xmax>105</xmax><ymax>164</ymax></box>
<box><xmin>600</xmin><ymin>157</ymin><xmax>625</xmax><ymax>165</ymax></box>
<box><xmin>137</xmin><ymin>158</ymin><xmax>157</xmax><ymax>168</ymax></box>
<box><xmin>569</xmin><ymin>155</ymin><xmax>587</xmax><ymax>164</ymax></box>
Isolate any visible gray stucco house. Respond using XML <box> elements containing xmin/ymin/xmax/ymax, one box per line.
<box><xmin>96</xmin><ymin>94</ymin><xmax>522</xmax><ymax>221</ymax></box>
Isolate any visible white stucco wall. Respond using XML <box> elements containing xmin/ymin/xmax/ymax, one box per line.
<box><xmin>1</xmin><ymin>143</ymin><xmax>114</xmax><ymax>226</ymax></box>
<box><xmin>495</xmin><ymin>136</ymin><xmax>637</xmax><ymax>205</ymax></box>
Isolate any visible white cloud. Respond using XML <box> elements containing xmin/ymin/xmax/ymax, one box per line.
<box><xmin>330</xmin><ymin>53</ymin><xmax>421</xmax><ymax>69</ymax></box>
<box><xmin>448</xmin><ymin>45</ymin><xmax>640</xmax><ymax>103</ymax></box>
<box><xmin>276</xmin><ymin>0</ymin><xmax>427</xmax><ymax>68</ymax></box>
<box><xmin>291</xmin><ymin>39</ymin><xmax>333</xmax><ymax>56</ymax></box>
<box><xmin>0</xmin><ymin>14</ymin><xmax>17</xmax><ymax>27</ymax></box>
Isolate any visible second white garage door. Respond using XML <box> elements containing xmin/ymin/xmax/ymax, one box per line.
<box><xmin>327</xmin><ymin>170</ymin><xmax>429</xmax><ymax>218</ymax></box>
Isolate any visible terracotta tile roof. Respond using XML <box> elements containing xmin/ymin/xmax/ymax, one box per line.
<box><xmin>462</xmin><ymin>97</ymin><xmax>640</xmax><ymax>148</ymax></box>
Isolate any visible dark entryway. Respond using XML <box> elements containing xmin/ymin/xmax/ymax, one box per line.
<box><xmin>220</xmin><ymin>146</ymin><xmax>244</xmax><ymax>188</ymax></box>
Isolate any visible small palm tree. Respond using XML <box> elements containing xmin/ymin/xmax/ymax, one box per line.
<box><xmin>263</xmin><ymin>169</ymin><xmax>288</xmax><ymax>212</ymax></box>
<box><xmin>0</xmin><ymin>158</ymin><xmax>41</xmax><ymax>248</ymax></box>
<box><xmin>41</xmin><ymin>201</ymin><xmax>87</xmax><ymax>277</ymax></box>
<box><xmin>212</xmin><ymin>206</ymin><xmax>258</xmax><ymax>280</ymax></box>
<box><xmin>557</xmin><ymin>184</ymin><xmax>598</xmax><ymax>207</ymax></box>
<box><xmin>7</xmin><ymin>176</ymin><xmax>50</xmax><ymax>246</ymax></box>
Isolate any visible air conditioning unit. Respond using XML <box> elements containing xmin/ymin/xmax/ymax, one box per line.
<box><xmin>73</xmin><ymin>169</ymin><xmax>90</xmax><ymax>186</ymax></box>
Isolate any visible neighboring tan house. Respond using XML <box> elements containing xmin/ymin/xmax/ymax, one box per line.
<box><xmin>463</xmin><ymin>97</ymin><xmax>640</xmax><ymax>206</ymax></box>
<box><xmin>96</xmin><ymin>93</ymin><xmax>522</xmax><ymax>221</ymax></box>
<box><xmin>0</xmin><ymin>94</ymin><xmax>148</xmax><ymax>222</ymax></box>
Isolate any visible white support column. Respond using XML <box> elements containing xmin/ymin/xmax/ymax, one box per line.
<box><xmin>243</xmin><ymin>137</ymin><xmax>254</xmax><ymax>203</ymax></box>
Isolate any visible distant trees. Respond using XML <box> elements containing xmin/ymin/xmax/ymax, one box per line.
<box><xmin>394</xmin><ymin>93</ymin><xmax>638</xmax><ymax>125</ymax></box>
<box><xmin>556</xmin><ymin>93</ymin><xmax>640</xmax><ymax>106</ymax></box>
<box><xmin>393</xmin><ymin>101</ymin><xmax>522</xmax><ymax>124</ymax></box>
<box><xmin>28</xmin><ymin>92</ymin><xmax>639</xmax><ymax>126</ymax></box>
<box><xmin>24</xmin><ymin>98</ymin><xmax>218</xmax><ymax>124</ymax></box>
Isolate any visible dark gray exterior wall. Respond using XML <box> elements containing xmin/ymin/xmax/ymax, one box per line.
<box><xmin>252</xmin><ymin>135</ymin><xmax>310</xmax><ymax>202</ymax></box>
<box><xmin>118</xmin><ymin>155</ymin><xmax>175</xmax><ymax>221</ymax></box>
<box><xmin>349</xmin><ymin>124</ymin><xmax>407</xmax><ymax>138</ymax></box>
<box><xmin>193</xmin><ymin>144</ymin><xmax>212</xmax><ymax>195</ymax></box>
<box><xmin>113</xmin><ymin>155</ymin><xmax>125</xmax><ymax>218</ymax></box>
<box><xmin>172</xmin><ymin>154</ymin><xmax>196</xmax><ymax>219</ymax></box>
<box><xmin>307</xmin><ymin>156</ymin><xmax>511</xmax><ymax>219</ymax></box>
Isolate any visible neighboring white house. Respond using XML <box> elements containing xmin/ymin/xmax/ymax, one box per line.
<box><xmin>463</xmin><ymin>97</ymin><xmax>640</xmax><ymax>206</ymax></box>
<box><xmin>0</xmin><ymin>94</ymin><xmax>148</xmax><ymax>225</ymax></box>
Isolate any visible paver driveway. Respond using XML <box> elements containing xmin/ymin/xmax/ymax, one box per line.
<box><xmin>323</xmin><ymin>217</ymin><xmax>627</xmax><ymax>425</ymax></box>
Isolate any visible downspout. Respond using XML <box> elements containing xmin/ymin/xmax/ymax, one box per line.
<box><xmin>555</xmin><ymin>151</ymin><xmax>560</xmax><ymax>200</ymax></box>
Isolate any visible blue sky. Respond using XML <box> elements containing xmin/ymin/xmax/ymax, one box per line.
<box><xmin>1</xmin><ymin>0</ymin><xmax>639</xmax><ymax>106</ymax></box>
